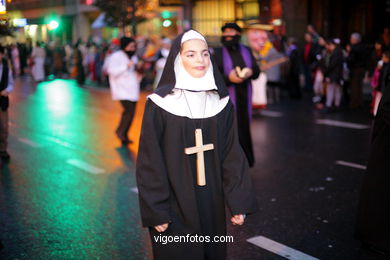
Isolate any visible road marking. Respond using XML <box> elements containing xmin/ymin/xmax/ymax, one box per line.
<box><xmin>131</xmin><ymin>187</ymin><xmax>139</xmax><ymax>194</ymax></box>
<box><xmin>247</xmin><ymin>236</ymin><xmax>319</xmax><ymax>260</ymax></box>
<box><xmin>261</xmin><ymin>110</ymin><xmax>284</xmax><ymax>117</ymax></box>
<box><xmin>335</xmin><ymin>160</ymin><xmax>367</xmax><ymax>170</ymax></box>
<box><xmin>18</xmin><ymin>138</ymin><xmax>41</xmax><ymax>147</ymax></box>
<box><xmin>316</xmin><ymin>119</ymin><xmax>370</xmax><ymax>129</ymax></box>
<box><xmin>67</xmin><ymin>159</ymin><xmax>105</xmax><ymax>174</ymax></box>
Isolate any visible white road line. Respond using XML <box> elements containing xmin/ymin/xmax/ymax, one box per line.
<box><xmin>335</xmin><ymin>160</ymin><xmax>367</xmax><ymax>170</ymax></box>
<box><xmin>131</xmin><ymin>187</ymin><xmax>139</xmax><ymax>194</ymax></box>
<box><xmin>67</xmin><ymin>159</ymin><xmax>105</xmax><ymax>174</ymax></box>
<box><xmin>261</xmin><ymin>110</ymin><xmax>284</xmax><ymax>117</ymax></box>
<box><xmin>247</xmin><ymin>236</ymin><xmax>319</xmax><ymax>260</ymax></box>
<box><xmin>316</xmin><ymin>119</ymin><xmax>370</xmax><ymax>129</ymax></box>
<box><xmin>18</xmin><ymin>138</ymin><xmax>42</xmax><ymax>147</ymax></box>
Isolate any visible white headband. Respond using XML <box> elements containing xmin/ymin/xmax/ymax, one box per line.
<box><xmin>181</xmin><ymin>30</ymin><xmax>206</xmax><ymax>44</ymax></box>
<box><xmin>173</xmin><ymin>30</ymin><xmax>217</xmax><ymax>92</ymax></box>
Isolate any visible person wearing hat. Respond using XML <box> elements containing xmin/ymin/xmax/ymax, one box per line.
<box><xmin>105</xmin><ymin>37</ymin><xmax>141</xmax><ymax>145</ymax></box>
<box><xmin>136</xmin><ymin>30</ymin><xmax>258</xmax><ymax>260</ymax></box>
<box><xmin>213</xmin><ymin>22</ymin><xmax>260</xmax><ymax>167</ymax></box>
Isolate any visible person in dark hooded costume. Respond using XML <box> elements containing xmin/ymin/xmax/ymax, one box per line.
<box><xmin>355</xmin><ymin>51</ymin><xmax>390</xmax><ymax>256</ymax></box>
<box><xmin>136</xmin><ymin>30</ymin><xmax>258</xmax><ymax>260</ymax></box>
<box><xmin>213</xmin><ymin>23</ymin><xmax>260</xmax><ymax>167</ymax></box>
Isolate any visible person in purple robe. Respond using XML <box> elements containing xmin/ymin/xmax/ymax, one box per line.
<box><xmin>213</xmin><ymin>23</ymin><xmax>260</xmax><ymax>167</ymax></box>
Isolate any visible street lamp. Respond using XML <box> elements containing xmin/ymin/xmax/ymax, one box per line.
<box><xmin>48</xmin><ymin>20</ymin><xmax>59</xmax><ymax>30</ymax></box>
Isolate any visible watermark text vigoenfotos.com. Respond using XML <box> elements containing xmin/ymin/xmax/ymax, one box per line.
<box><xmin>154</xmin><ymin>234</ymin><xmax>234</xmax><ymax>245</ymax></box>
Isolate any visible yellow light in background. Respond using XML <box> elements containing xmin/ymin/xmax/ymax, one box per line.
<box><xmin>272</xmin><ymin>19</ymin><xmax>282</xmax><ymax>26</ymax></box>
<box><xmin>26</xmin><ymin>24</ymin><xmax>38</xmax><ymax>37</ymax></box>
<box><xmin>0</xmin><ymin>0</ymin><xmax>6</xmax><ymax>14</ymax></box>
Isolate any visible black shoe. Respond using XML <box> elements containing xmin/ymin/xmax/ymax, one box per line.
<box><xmin>0</xmin><ymin>152</ymin><xmax>10</xmax><ymax>162</ymax></box>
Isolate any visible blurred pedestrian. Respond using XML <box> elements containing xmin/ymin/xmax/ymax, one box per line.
<box><xmin>286</xmin><ymin>37</ymin><xmax>301</xmax><ymax>99</ymax></box>
<box><xmin>370</xmin><ymin>51</ymin><xmax>390</xmax><ymax>116</ymax></box>
<box><xmin>347</xmin><ymin>33</ymin><xmax>367</xmax><ymax>108</ymax></box>
<box><xmin>323</xmin><ymin>39</ymin><xmax>343</xmax><ymax>111</ymax></box>
<box><xmin>72</xmin><ymin>42</ymin><xmax>85</xmax><ymax>85</ymax></box>
<box><xmin>307</xmin><ymin>24</ymin><xmax>320</xmax><ymax>44</ymax></box>
<box><xmin>30</xmin><ymin>41</ymin><xmax>46</xmax><ymax>82</ymax></box>
<box><xmin>355</xmin><ymin>50</ymin><xmax>390</xmax><ymax>256</ymax></box>
<box><xmin>213</xmin><ymin>22</ymin><xmax>260</xmax><ymax>167</ymax></box>
<box><xmin>312</xmin><ymin>37</ymin><xmax>326</xmax><ymax>105</ymax></box>
<box><xmin>10</xmin><ymin>44</ymin><xmax>20</xmax><ymax>77</ymax></box>
<box><xmin>136</xmin><ymin>29</ymin><xmax>257</xmax><ymax>260</ymax></box>
<box><xmin>105</xmin><ymin>37</ymin><xmax>141</xmax><ymax>145</ymax></box>
<box><xmin>0</xmin><ymin>46</ymin><xmax>14</xmax><ymax>163</ymax></box>
<box><xmin>302</xmin><ymin>33</ymin><xmax>319</xmax><ymax>92</ymax></box>
<box><xmin>153</xmin><ymin>37</ymin><xmax>171</xmax><ymax>89</ymax></box>
<box><xmin>53</xmin><ymin>41</ymin><xmax>65</xmax><ymax>78</ymax></box>
<box><xmin>258</xmin><ymin>36</ymin><xmax>286</xmax><ymax>104</ymax></box>
<box><xmin>368</xmin><ymin>39</ymin><xmax>384</xmax><ymax>78</ymax></box>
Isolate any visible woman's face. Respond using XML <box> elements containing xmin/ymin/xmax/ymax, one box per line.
<box><xmin>180</xmin><ymin>39</ymin><xmax>210</xmax><ymax>78</ymax></box>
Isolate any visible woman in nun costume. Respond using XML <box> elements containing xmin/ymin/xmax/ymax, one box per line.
<box><xmin>136</xmin><ymin>30</ymin><xmax>258</xmax><ymax>260</ymax></box>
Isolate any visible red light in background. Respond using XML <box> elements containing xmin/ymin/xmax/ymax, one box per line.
<box><xmin>86</xmin><ymin>0</ymin><xmax>93</xmax><ymax>5</ymax></box>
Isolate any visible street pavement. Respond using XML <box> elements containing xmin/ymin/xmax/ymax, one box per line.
<box><xmin>0</xmin><ymin>76</ymin><xmax>387</xmax><ymax>260</ymax></box>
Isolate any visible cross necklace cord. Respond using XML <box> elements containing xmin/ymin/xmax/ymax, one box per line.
<box><xmin>183</xmin><ymin>90</ymin><xmax>214</xmax><ymax>186</ymax></box>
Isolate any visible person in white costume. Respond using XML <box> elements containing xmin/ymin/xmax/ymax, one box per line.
<box><xmin>105</xmin><ymin>37</ymin><xmax>141</xmax><ymax>145</ymax></box>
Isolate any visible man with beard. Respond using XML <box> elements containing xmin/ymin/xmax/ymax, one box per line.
<box><xmin>105</xmin><ymin>37</ymin><xmax>141</xmax><ymax>145</ymax></box>
<box><xmin>213</xmin><ymin>23</ymin><xmax>260</xmax><ymax>167</ymax></box>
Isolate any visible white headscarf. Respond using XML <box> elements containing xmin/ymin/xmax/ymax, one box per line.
<box><xmin>174</xmin><ymin>30</ymin><xmax>217</xmax><ymax>91</ymax></box>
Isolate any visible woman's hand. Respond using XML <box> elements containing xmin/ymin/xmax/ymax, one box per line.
<box><xmin>231</xmin><ymin>214</ymin><xmax>245</xmax><ymax>225</ymax></box>
<box><xmin>154</xmin><ymin>223</ymin><xmax>169</xmax><ymax>232</ymax></box>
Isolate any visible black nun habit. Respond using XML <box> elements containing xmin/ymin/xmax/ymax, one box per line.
<box><xmin>136</xmin><ymin>30</ymin><xmax>258</xmax><ymax>260</ymax></box>
<box><xmin>355</xmin><ymin>63</ymin><xmax>390</xmax><ymax>255</ymax></box>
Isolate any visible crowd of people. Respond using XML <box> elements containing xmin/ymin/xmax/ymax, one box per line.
<box><xmin>1</xmin><ymin>25</ymin><xmax>389</xmax><ymax>115</ymax></box>
<box><xmin>1</xmin><ymin>23</ymin><xmax>390</xmax><ymax>258</ymax></box>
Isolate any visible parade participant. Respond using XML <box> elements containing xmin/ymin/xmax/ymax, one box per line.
<box><xmin>355</xmin><ymin>50</ymin><xmax>390</xmax><ymax>256</ymax></box>
<box><xmin>105</xmin><ymin>37</ymin><xmax>141</xmax><ymax>145</ymax></box>
<box><xmin>213</xmin><ymin>22</ymin><xmax>260</xmax><ymax>167</ymax></box>
<box><xmin>0</xmin><ymin>46</ymin><xmax>14</xmax><ymax>162</ymax></box>
<box><xmin>323</xmin><ymin>39</ymin><xmax>343</xmax><ymax>110</ymax></box>
<box><xmin>302</xmin><ymin>33</ymin><xmax>319</xmax><ymax>92</ymax></box>
<box><xmin>30</xmin><ymin>42</ymin><xmax>46</xmax><ymax>82</ymax></box>
<box><xmin>136</xmin><ymin>30</ymin><xmax>258</xmax><ymax>260</ymax></box>
<box><xmin>153</xmin><ymin>37</ymin><xmax>171</xmax><ymax>89</ymax></box>
<box><xmin>247</xmin><ymin>24</ymin><xmax>287</xmax><ymax>104</ymax></box>
<box><xmin>371</xmin><ymin>51</ymin><xmax>390</xmax><ymax>115</ymax></box>
<box><xmin>347</xmin><ymin>32</ymin><xmax>367</xmax><ymax>109</ymax></box>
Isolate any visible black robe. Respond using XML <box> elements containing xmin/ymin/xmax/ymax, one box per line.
<box><xmin>213</xmin><ymin>46</ymin><xmax>260</xmax><ymax>167</ymax></box>
<box><xmin>355</xmin><ymin>65</ymin><xmax>390</xmax><ymax>254</ymax></box>
<box><xmin>136</xmin><ymin>98</ymin><xmax>258</xmax><ymax>260</ymax></box>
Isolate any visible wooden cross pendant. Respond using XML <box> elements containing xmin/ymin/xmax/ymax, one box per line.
<box><xmin>184</xmin><ymin>129</ymin><xmax>214</xmax><ymax>186</ymax></box>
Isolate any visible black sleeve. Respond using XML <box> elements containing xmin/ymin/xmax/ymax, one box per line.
<box><xmin>249</xmin><ymin>48</ymin><xmax>260</xmax><ymax>80</ymax></box>
<box><xmin>136</xmin><ymin>100</ymin><xmax>171</xmax><ymax>227</ymax></box>
<box><xmin>222</xmin><ymin>103</ymin><xmax>258</xmax><ymax>215</ymax></box>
